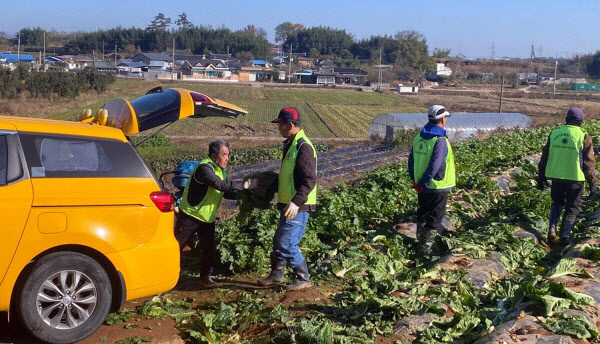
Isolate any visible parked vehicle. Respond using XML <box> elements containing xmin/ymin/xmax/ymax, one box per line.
<box><xmin>0</xmin><ymin>87</ymin><xmax>247</xmax><ymax>343</ymax></box>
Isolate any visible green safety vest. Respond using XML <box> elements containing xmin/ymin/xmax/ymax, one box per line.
<box><xmin>180</xmin><ymin>158</ymin><xmax>226</xmax><ymax>223</ymax></box>
<box><xmin>412</xmin><ymin>134</ymin><xmax>456</xmax><ymax>189</ymax></box>
<box><xmin>278</xmin><ymin>129</ymin><xmax>317</xmax><ymax>205</ymax></box>
<box><xmin>545</xmin><ymin>125</ymin><xmax>586</xmax><ymax>182</ymax></box>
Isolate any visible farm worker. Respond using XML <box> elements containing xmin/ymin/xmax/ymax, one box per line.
<box><xmin>176</xmin><ymin>140</ymin><xmax>262</xmax><ymax>288</ymax></box>
<box><xmin>408</xmin><ymin>105</ymin><xmax>456</xmax><ymax>256</ymax></box>
<box><xmin>537</xmin><ymin>107</ymin><xmax>598</xmax><ymax>246</ymax></box>
<box><xmin>258</xmin><ymin>107</ymin><xmax>318</xmax><ymax>291</ymax></box>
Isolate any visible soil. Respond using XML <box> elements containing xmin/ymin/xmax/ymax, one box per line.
<box><xmin>0</xmin><ymin>274</ymin><xmax>342</xmax><ymax>344</ymax></box>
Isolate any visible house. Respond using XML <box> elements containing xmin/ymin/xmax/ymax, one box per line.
<box><xmin>0</xmin><ymin>53</ymin><xmax>36</xmax><ymax>64</ymax></box>
<box><xmin>181</xmin><ymin>59</ymin><xmax>230</xmax><ymax>79</ymax></box>
<box><xmin>537</xmin><ymin>73</ymin><xmax>587</xmax><ymax>86</ymax></box>
<box><xmin>117</xmin><ymin>60</ymin><xmax>147</xmax><ymax>76</ymax></box>
<box><xmin>297</xmin><ymin>57</ymin><xmax>315</xmax><ymax>68</ymax></box>
<box><xmin>71</xmin><ymin>54</ymin><xmax>95</xmax><ymax>69</ymax></box>
<box><xmin>314</xmin><ymin>70</ymin><xmax>336</xmax><ymax>85</ymax></box>
<box><xmin>237</xmin><ymin>64</ymin><xmax>273</xmax><ymax>82</ymax></box>
<box><xmin>428</xmin><ymin>62</ymin><xmax>452</xmax><ymax>80</ymax></box>
<box><xmin>332</xmin><ymin>67</ymin><xmax>368</xmax><ymax>85</ymax></box>
<box><xmin>86</xmin><ymin>61</ymin><xmax>117</xmax><ymax>73</ymax></box>
<box><xmin>318</xmin><ymin>59</ymin><xmax>334</xmax><ymax>68</ymax></box>
<box><xmin>46</xmin><ymin>56</ymin><xmax>78</xmax><ymax>71</ymax></box>
<box><xmin>131</xmin><ymin>53</ymin><xmax>172</xmax><ymax>65</ymax></box>
<box><xmin>396</xmin><ymin>84</ymin><xmax>419</xmax><ymax>93</ymax></box>
<box><xmin>250</xmin><ymin>60</ymin><xmax>271</xmax><ymax>68</ymax></box>
<box><xmin>293</xmin><ymin>69</ymin><xmax>315</xmax><ymax>84</ymax></box>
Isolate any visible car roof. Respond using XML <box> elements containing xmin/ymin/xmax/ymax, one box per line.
<box><xmin>0</xmin><ymin>115</ymin><xmax>128</xmax><ymax>142</ymax></box>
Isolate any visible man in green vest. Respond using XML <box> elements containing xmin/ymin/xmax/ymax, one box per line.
<box><xmin>408</xmin><ymin>105</ymin><xmax>456</xmax><ymax>256</ymax></box>
<box><xmin>176</xmin><ymin>140</ymin><xmax>262</xmax><ymax>287</ymax></box>
<box><xmin>538</xmin><ymin>107</ymin><xmax>598</xmax><ymax>246</ymax></box>
<box><xmin>258</xmin><ymin>107</ymin><xmax>317</xmax><ymax>291</ymax></box>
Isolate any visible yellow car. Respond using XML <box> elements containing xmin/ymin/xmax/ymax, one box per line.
<box><xmin>0</xmin><ymin>88</ymin><xmax>247</xmax><ymax>343</ymax></box>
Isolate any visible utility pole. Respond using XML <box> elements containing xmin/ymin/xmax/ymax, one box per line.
<box><xmin>93</xmin><ymin>50</ymin><xmax>96</xmax><ymax>69</ymax></box>
<box><xmin>17</xmin><ymin>31</ymin><xmax>20</xmax><ymax>63</ymax></box>
<box><xmin>553</xmin><ymin>56</ymin><xmax>558</xmax><ymax>95</ymax></box>
<box><xmin>172</xmin><ymin>37</ymin><xmax>175</xmax><ymax>79</ymax></box>
<box><xmin>102</xmin><ymin>41</ymin><xmax>105</xmax><ymax>61</ymax></box>
<box><xmin>114</xmin><ymin>43</ymin><xmax>117</xmax><ymax>67</ymax></box>
<box><xmin>43</xmin><ymin>31</ymin><xmax>46</xmax><ymax>71</ymax></box>
<box><xmin>288</xmin><ymin>43</ymin><xmax>293</xmax><ymax>85</ymax></box>
<box><xmin>499</xmin><ymin>74</ymin><xmax>504</xmax><ymax>113</ymax></box>
<box><xmin>378</xmin><ymin>47</ymin><xmax>382</xmax><ymax>91</ymax></box>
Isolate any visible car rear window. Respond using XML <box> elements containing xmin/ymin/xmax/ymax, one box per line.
<box><xmin>19</xmin><ymin>133</ymin><xmax>151</xmax><ymax>178</ymax></box>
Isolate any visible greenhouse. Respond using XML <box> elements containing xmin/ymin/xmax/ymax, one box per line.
<box><xmin>368</xmin><ymin>112</ymin><xmax>532</xmax><ymax>142</ymax></box>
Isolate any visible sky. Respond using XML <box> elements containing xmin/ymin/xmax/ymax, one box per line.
<box><xmin>1</xmin><ymin>0</ymin><xmax>599</xmax><ymax>59</ymax></box>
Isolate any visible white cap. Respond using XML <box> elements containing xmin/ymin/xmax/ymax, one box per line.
<box><xmin>428</xmin><ymin>105</ymin><xmax>451</xmax><ymax>120</ymax></box>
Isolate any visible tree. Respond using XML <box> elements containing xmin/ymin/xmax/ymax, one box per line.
<box><xmin>175</xmin><ymin>13</ymin><xmax>193</xmax><ymax>29</ymax></box>
<box><xmin>586</xmin><ymin>51</ymin><xmax>600</xmax><ymax>78</ymax></box>
<box><xmin>274</xmin><ymin>22</ymin><xmax>304</xmax><ymax>43</ymax></box>
<box><xmin>432</xmin><ymin>48</ymin><xmax>451</xmax><ymax>58</ymax></box>
<box><xmin>148</xmin><ymin>13</ymin><xmax>172</xmax><ymax>30</ymax></box>
<box><xmin>236</xmin><ymin>51</ymin><xmax>254</xmax><ymax>62</ymax></box>
<box><xmin>308</xmin><ymin>48</ymin><xmax>320</xmax><ymax>58</ymax></box>
<box><xmin>17</xmin><ymin>27</ymin><xmax>45</xmax><ymax>46</ymax></box>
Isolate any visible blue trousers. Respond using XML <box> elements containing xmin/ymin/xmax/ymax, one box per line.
<box><xmin>272</xmin><ymin>210</ymin><xmax>309</xmax><ymax>268</ymax></box>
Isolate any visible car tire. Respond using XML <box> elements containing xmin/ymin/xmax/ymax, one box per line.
<box><xmin>17</xmin><ymin>252</ymin><xmax>112</xmax><ymax>344</ymax></box>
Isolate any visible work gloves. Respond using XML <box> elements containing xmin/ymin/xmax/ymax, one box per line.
<box><xmin>412</xmin><ymin>181</ymin><xmax>424</xmax><ymax>193</ymax></box>
<box><xmin>283</xmin><ymin>202</ymin><xmax>299</xmax><ymax>219</ymax></box>
<box><xmin>244</xmin><ymin>177</ymin><xmax>264</xmax><ymax>190</ymax></box>
<box><xmin>537</xmin><ymin>177</ymin><xmax>550</xmax><ymax>191</ymax></box>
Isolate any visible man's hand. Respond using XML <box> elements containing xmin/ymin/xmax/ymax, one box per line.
<box><xmin>412</xmin><ymin>181</ymin><xmax>425</xmax><ymax>193</ymax></box>
<box><xmin>283</xmin><ymin>202</ymin><xmax>299</xmax><ymax>219</ymax></box>
<box><xmin>537</xmin><ymin>177</ymin><xmax>549</xmax><ymax>191</ymax></box>
<box><xmin>244</xmin><ymin>177</ymin><xmax>264</xmax><ymax>190</ymax></box>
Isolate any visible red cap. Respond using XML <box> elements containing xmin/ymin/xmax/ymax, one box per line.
<box><xmin>272</xmin><ymin>107</ymin><xmax>300</xmax><ymax>123</ymax></box>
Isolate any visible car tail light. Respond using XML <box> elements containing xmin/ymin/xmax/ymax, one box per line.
<box><xmin>150</xmin><ymin>191</ymin><xmax>174</xmax><ymax>212</ymax></box>
<box><xmin>191</xmin><ymin>92</ymin><xmax>211</xmax><ymax>104</ymax></box>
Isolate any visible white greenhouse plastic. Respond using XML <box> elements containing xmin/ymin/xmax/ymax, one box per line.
<box><xmin>368</xmin><ymin>113</ymin><xmax>532</xmax><ymax>142</ymax></box>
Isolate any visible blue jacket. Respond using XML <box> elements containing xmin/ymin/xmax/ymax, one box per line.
<box><xmin>408</xmin><ymin>123</ymin><xmax>452</xmax><ymax>193</ymax></box>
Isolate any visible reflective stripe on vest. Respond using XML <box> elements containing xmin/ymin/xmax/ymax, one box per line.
<box><xmin>545</xmin><ymin>125</ymin><xmax>586</xmax><ymax>182</ymax></box>
<box><xmin>278</xmin><ymin>129</ymin><xmax>317</xmax><ymax>205</ymax></box>
<box><xmin>180</xmin><ymin>157</ymin><xmax>226</xmax><ymax>223</ymax></box>
<box><xmin>412</xmin><ymin>134</ymin><xmax>456</xmax><ymax>189</ymax></box>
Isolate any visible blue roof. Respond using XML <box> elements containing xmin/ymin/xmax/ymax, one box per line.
<box><xmin>252</xmin><ymin>60</ymin><xmax>269</xmax><ymax>65</ymax></box>
<box><xmin>0</xmin><ymin>53</ymin><xmax>36</xmax><ymax>63</ymax></box>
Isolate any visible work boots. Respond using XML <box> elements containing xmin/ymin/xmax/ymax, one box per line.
<box><xmin>416</xmin><ymin>223</ymin><xmax>434</xmax><ymax>256</ymax></box>
<box><xmin>547</xmin><ymin>204</ymin><xmax>562</xmax><ymax>245</ymax></box>
<box><xmin>257</xmin><ymin>255</ymin><xmax>286</xmax><ymax>286</ymax></box>
<box><xmin>200</xmin><ymin>275</ymin><xmax>218</xmax><ymax>288</ymax></box>
<box><xmin>286</xmin><ymin>260</ymin><xmax>312</xmax><ymax>291</ymax></box>
<box><xmin>559</xmin><ymin>216</ymin><xmax>577</xmax><ymax>246</ymax></box>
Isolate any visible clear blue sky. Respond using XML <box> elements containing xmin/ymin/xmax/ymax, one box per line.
<box><xmin>2</xmin><ymin>0</ymin><xmax>598</xmax><ymax>58</ymax></box>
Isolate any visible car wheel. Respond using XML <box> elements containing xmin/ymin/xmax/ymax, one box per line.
<box><xmin>17</xmin><ymin>252</ymin><xmax>112</xmax><ymax>344</ymax></box>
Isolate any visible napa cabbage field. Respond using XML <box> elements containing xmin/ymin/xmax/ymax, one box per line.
<box><xmin>108</xmin><ymin>120</ymin><xmax>600</xmax><ymax>344</ymax></box>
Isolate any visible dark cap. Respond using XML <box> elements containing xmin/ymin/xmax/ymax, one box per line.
<box><xmin>272</xmin><ymin>107</ymin><xmax>300</xmax><ymax>123</ymax></box>
<box><xmin>566</xmin><ymin>107</ymin><xmax>584</xmax><ymax>122</ymax></box>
